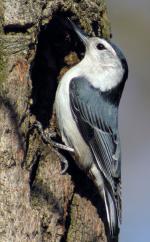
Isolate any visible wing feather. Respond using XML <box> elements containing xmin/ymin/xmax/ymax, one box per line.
<box><xmin>69</xmin><ymin>76</ymin><xmax>121</xmax><ymax>220</ymax></box>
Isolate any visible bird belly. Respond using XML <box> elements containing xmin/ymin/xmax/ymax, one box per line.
<box><xmin>55</xmin><ymin>74</ymin><xmax>93</xmax><ymax>170</ymax></box>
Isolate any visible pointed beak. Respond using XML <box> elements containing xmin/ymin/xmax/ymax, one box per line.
<box><xmin>67</xmin><ymin>18</ymin><xmax>89</xmax><ymax>47</ymax></box>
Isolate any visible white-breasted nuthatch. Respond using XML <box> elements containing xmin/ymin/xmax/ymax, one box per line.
<box><xmin>55</xmin><ymin>19</ymin><xmax>128</xmax><ymax>239</ymax></box>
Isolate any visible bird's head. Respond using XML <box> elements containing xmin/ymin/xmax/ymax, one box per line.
<box><xmin>68</xmin><ymin>18</ymin><xmax>127</xmax><ymax>72</ymax></box>
<box><xmin>68</xmin><ymin>18</ymin><xmax>128</xmax><ymax>92</ymax></box>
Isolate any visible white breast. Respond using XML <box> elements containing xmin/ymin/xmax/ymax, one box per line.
<box><xmin>55</xmin><ymin>65</ymin><xmax>93</xmax><ymax>169</ymax></box>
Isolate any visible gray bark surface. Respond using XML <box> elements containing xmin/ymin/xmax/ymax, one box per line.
<box><xmin>0</xmin><ymin>1</ymin><xmax>110</xmax><ymax>241</ymax></box>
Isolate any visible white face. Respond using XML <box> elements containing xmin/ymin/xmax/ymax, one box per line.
<box><xmin>86</xmin><ymin>37</ymin><xmax>122</xmax><ymax>68</ymax></box>
<box><xmin>80</xmin><ymin>37</ymin><xmax>125</xmax><ymax>91</ymax></box>
<box><xmin>69</xmin><ymin>20</ymin><xmax>127</xmax><ymax>91</ymax></box>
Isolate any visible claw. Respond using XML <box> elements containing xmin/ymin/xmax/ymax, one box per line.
<box><xmin>31</xmin><ymin>121</ymin><xmax>74</xmax><ymax>174</ymax></box>
<box><xmin>60</xmin><ymin>158</ymin><xmax>69</xmax><ymax>174</ymax></box>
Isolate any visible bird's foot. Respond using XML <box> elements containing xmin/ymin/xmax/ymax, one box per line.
<box><xmin>33</xmin><ymin>121</ymin><xmax>74</xmax><ymax>152</ymax></box>
<box><xmin>54</xmin><ymin>149</ymin><xmax>69</xmax><ymax>174</ymax></box>
<box><xmin>31</xmin><ymin>121</ymin><xmax>74</xmax><ymax>173</ymax></box>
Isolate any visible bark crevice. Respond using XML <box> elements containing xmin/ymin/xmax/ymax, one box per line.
<box><xmin>4</xmin><ymin>23</ymin><xmax>34</xmax><ymax>34</ymax></box>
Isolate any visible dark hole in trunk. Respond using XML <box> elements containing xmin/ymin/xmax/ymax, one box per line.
<box><xmin>30</xmin><ymin>12</ymin><xmax>84</xmax><ymax>128</ymax></box>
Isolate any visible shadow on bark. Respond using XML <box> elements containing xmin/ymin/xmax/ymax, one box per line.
<box><xmin>0</xmin><ymin>95</ymin><xmax>25</xmax><ymax>153</ymax></box>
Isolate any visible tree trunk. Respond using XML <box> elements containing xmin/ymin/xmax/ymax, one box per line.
<box><xmin>0</xmin><ymin>1</ymin><xmax>111</xmax><ymax>241</ymax></box>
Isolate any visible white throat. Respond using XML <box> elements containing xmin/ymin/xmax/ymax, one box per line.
<box><xmin>77</xmin><ymin>55</ymin><xmax>123</xmax><ymax>92</ymax></box>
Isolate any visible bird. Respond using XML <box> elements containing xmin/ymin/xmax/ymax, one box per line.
<box><xmin>55</xmin><ymin>19</ymin><xmax>128</xmax><ymax>240</ymax></box>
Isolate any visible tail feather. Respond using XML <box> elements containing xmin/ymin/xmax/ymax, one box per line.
<box><xmin>102</xmin><ymin>188</ymin><xmax>119</xmax><ymax>238</ymax></box>
<box><xmin>115</xmin><ymin>179</ymin><xmax>122</xmax><ymax>223</ymax></box>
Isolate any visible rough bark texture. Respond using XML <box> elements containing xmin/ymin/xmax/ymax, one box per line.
<box><xmin>0</xmin><ymin>1</ymin><xmax>111</xmax><ymax>241</ymax></box>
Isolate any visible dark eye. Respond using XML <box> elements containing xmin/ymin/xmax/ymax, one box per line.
<box><xmin>96</xmin><ymin>43</ymin><xmax>105</xmax><ymax>50</ymax></box>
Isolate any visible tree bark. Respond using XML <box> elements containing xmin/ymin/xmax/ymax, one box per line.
<box><xmin>0</xmin><ymin>1</ymin><xmax>111</xmax><ymax>241</ymax></box>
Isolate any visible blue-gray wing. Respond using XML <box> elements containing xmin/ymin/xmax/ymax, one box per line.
<box><xmin>69</xmin><ymin>76</ymin><xmax>121</xmax><ymax>206</ymax></box>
